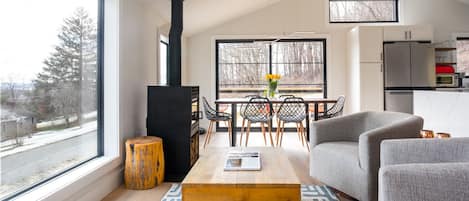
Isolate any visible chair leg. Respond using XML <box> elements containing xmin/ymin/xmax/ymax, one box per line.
<box><xmin>239</xmin><ymin>119</ymin><xmax>245</xmax><ymax>146</ymax></box>
<box><xmin>298</xmin><ymin>122</ymin><xmax>305</xmax><ymax>146</ymax></box>
<box><xmin>280</xmin><ymin>121</ymin><xmax>285</xmax><ymax>147</ymax></box>
<box><xmin>300</xmin><ymin>122</ymin><xmax>310</xmax><ymax>151</ymax></box>
<box><xmin>276</xmin><ymin>120</ymin><xmax>281</xmax><ymax>147</ymax></box>
<box><xmin>268</xmin><ymin>120</ymin><xmax>274</xmax><ymax>147</ymax></box>
<box><xmin>227</xmin><ymin>120</ymin><xmax>232</xmax><ymax>146</ymax></box>
<box><xmin>245</xmin><ymin>121</ymin><xmax>251</xmax><ymax>147</ymax></box>
<box><xmin>204</xmin><ymin>121</ymin><xmax>213</xmax><ymax>148</ymax></box>
<box><xmin>296</xmin><ymin>123</ymin><xmax>301</xmax><ymax>142</ymax></box>
<box><xmin>261</xmin><ymin>122</ymin><xmax>267</xmax><ymax>146</ymax></box>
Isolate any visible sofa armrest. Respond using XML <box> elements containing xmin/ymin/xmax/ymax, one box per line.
<box><xmin>310</xmin><ymin>112</ymin><xmax>367</xmax><ymax>147</ymax></box>
<box><xmin>380</xmin><ymin>138</ymin><xmax>469</xmax><ymax>167</ymax></box>
<box><xmin>358</xmin><ymin>116</ymin><xmax>423</xmax><ymax>172</ymax></box>
<box><xmin>379</xmin><ymin>163</ymin><xmax>469</xmax><ymax>201</ymax></box>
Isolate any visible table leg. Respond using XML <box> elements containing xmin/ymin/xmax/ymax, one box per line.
<box><xmin>230</xmin><ymin>103</ymin><xmax>237</xmax><ymax>147</ymax></box>
<box><xmin>314</xmin><ymin>103</ymin><xmax>319</xmax><ymax>121</ymax></box>
<box><xmin>305</xmin><ymin>103</ymin><xmax>310</xmax><ymax>142</ymax></box>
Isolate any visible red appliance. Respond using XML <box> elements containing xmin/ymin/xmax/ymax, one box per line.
<box><xmin>436</xmin><ymin>65</ymin><xmax>455</xmax><ymax>74</ymax></box>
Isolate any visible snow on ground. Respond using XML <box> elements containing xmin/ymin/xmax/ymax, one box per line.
<box><xmin>0</xmin><ymin>121</ymin><xmax>97</xmax><ymax>158</ymax></box>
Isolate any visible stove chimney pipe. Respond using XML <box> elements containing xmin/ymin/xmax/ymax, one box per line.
<box><xmin>168</xmin><ymin>0</ymin><xmax>183</xmax><ymax>86</ymax></box>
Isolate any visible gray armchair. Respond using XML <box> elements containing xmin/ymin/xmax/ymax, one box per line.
<box><xmin>379</xmin><ymin>138</ymin><xmax>469</xmax><ymax>201</ymax></box>
<box><xmin>310</xmin><ymin>111</ymin><xmax>423</xmax><ymax>201</ymax></box>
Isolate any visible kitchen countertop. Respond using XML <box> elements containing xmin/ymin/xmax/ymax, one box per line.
<box><xmin>435</xmin><ymin>88</ymin><xmax>469</xmax><ymax>92</ymax></box>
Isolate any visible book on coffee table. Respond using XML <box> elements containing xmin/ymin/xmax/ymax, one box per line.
<box><xmin>224</xmin><ymin>151</ymin><xmax>261</xmax><ymax>171</ymax></box>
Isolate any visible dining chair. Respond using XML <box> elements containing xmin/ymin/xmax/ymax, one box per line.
<box><xmin>202</xmin><ymin>97</ymin><xmax>232</xmax><ymax>148</ymax></box>
<box><xmin>317</xmin><ymin>95</ymin><xmax>346</xmax><ymax>120</ymax></box>
<box><xmin>276</xmin><ymin>97</ymin><xmax>309</xmax><ymax>150</ymax></box>
<box><xmin>241</xmin><ymin>97</ymin><xmax>274</xmax><ymax>146</ymax></box>
<box><xmin>239</xmin><ymin>95</ymin><xmax>261</xmax><ymax>145</ymax></box>
<box><xmin>275</xmin><ymin>95</ymin><xmax>295</xmax><ymax>114</ymax></box>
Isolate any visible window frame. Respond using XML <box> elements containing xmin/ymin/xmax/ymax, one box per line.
<box><xmin>457</xmin><ymin>37</ymin><xmax>469</xmax><ymax>78</ymax></box>
<box><xmin>328</xmin><ymin>0</ymin><xmax>400</xmax><ymax>24</ymax></box>
<box><xmin>214</xmin><ymin>38</ymin><xmax>328</xmax><ymax>131</ymax></box>
<box><xmin>3</xmin><ymin>0</ymin><xmax>105</xmax><ymax>199</ymax></box>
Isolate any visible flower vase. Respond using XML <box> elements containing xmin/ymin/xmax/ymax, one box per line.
<box><xmin>266</xmin><ymin>80</ymin><xmax>278</xmax><ymax>98</ymax></box>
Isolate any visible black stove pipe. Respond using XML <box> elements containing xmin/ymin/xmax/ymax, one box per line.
<box><xmin>168</xmin><ymin>0</ymin><xmax>183</xmax><ymax>86</ymax></box>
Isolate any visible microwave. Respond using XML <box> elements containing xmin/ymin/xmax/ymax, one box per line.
<box><xmin>436</xmin><ymin>73</ymin><xmax>459</xmax><ymax>87</ymax></box>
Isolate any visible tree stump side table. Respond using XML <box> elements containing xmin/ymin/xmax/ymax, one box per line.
<box><xmin>124</xmin><ymin>136</ymin><xmax>164</xmax><ymax>190</ymax></box>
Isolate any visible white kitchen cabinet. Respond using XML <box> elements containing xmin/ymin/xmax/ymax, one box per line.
<box><xmin>409</xmin><ymin>25</ymin><xmax>433</xmax><ymax>41</ymax></box>
<box><xmin>360</xmin><ymin>63</ymin><xmax>384</xmax><ymax>111</ymax></box>
<box><xmin>347</xmin><ymin>26</ymin><xmax>384</xmax><ymax>113</ymax></box>
<box><xmin>383</xmin><ymin>26</ymin><xmax>407</xmax><ymax>41</ymax></box>
<box><xmin>359</xmin><ymin>27</ymin><xmax>383</xmax><ymax>63</ymax></box>
<box><xmin>383</xmin><ymin>25</ymin><xmax>433</xmax><ymax>42</ymax></box>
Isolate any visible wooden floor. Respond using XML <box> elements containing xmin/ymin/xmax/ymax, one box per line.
<box><xmin>102</xmin><ymin>131</ymin><xmax>356</xmax><ymax>201</ymax></box>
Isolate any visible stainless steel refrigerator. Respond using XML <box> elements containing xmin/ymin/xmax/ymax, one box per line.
<box><xmin>384</xmin><ymin>42</ymin><xmax>436</xmax><ymax>114</ymax></box>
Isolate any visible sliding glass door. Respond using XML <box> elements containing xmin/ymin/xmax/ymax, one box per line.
<box><xmin>215</xmin><ymin>39</ymin><xmax>327</xmax><ymax>130</ymax></box>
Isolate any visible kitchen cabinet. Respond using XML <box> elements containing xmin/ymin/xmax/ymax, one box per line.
<box><xmin>347</xmin><ymin>26</ymin><xmax>384</xmax><ymax>113</ymax></box>
<box><xmin>361</xmin><ymin>63</ymin><xmax>384</xmax><ymax>111</ymax></box>
<box><xmin>383</xmin><ymin>25</ymin><xmax>433</xmax><ymax>42</ymax></box>
<box><xmin>359</xmin><ymin>27</ymin><xmax>384</xmax><ymax>62</ymax></box>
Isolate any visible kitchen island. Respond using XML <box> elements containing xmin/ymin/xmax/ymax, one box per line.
<box><xmin>414</xmin><ymin>90</ymin><xmax>469</xmax><ymax>137</ymax></box>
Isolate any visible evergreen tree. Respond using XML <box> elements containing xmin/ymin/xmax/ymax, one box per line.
<box><xmin>33</xmin><ymin>7</ymin><xmax>97</xmax><ymax>126</ymax></box>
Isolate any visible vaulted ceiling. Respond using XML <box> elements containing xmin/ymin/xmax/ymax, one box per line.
<box><xmin>142</xmin><ymin>0</ymin><xmax>281</xmax><ymax>36</ymax></box>
<box><xmin>142</xmin><ymin>0</ymin><xmax>469</xmax><ymax>36</ymax></box>
<box><xmin>458</xmin><ymin>0</ymin><xmax>469</xmax><ymax>5</ymax></box>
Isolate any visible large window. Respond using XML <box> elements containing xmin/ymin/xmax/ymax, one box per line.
<box><xmin>329</xmin><ymin>0</ymin><xmax>399</xmax><ymax>23</ymax></box>
<box><xmin>0</xmin><ymin>0</ymin><xmax>103</xmax><ymax>199</ymax></box>
<box><xmin>159</xmin><ymin>35</ymin><xmax>169</xmax><ymax>85</ymax></box>
<box><xmin>216</xmin><ymin>39</ymin><xmax>326</xmax><ymax>128</ymax></box>
<box><xmin>457</xmin><ymin>37</ymin><xmax>469</xmax><ymax>76</ymax></box>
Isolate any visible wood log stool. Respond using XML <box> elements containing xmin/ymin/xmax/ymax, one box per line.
<box><xmin>124</xmin><ymin>136</ymin><xmax>164</xmax><ymax>190</ymax></box>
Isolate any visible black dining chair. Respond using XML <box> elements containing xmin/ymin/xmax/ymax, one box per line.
<box><xmin>276</xmin><ymin>97</ymin><xmax>309</xmax><ymax>150</ymax></box>
<box><xmin>274</xmin><ymin>95</ymin><xmax>295</xmax><ymax>113</ymax></box>
<box><xmin>239</xmin><ymin>95</ymin><xmax>261</xmax><ymax>145</ymax></box>
<box><xmin>317</xmin><ymin>95</ymin><xmax>346</xmax><ymax>120</ymax></box>
<box><xmin>202</xmin><ymin>97</ymin><xmax>232</xmax><ymax>148</ymax></box>
<box><xmin>241</xmin><ymin>97</ymin><xmax>274</xmax><ymax>146</ymax></box>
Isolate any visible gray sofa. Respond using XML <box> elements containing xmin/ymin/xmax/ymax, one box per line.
<box><xmin>309</xmin><ymin>111</ymin><xmax>423</xmax><ymax>201</ymax></box>
<box><xmin>379</xmin><ymin>138</ymin><xmax>469</xmax><ymax>201</ymax></box>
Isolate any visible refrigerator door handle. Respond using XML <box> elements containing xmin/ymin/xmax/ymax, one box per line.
<box><xmin>387</xmin><ymin>90</ymin><xmax>413</xmax><ymax>94</ymax></box>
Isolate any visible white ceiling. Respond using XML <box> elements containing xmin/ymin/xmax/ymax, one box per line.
<box><xmin>458</xmin><ymin>0</ymin><xmax>469</xmax><ymax>5</ymax></box>
<box><xmin>142</xmin><ymin>0</ymin><xmax>469</xmax><ymax>36</ymax></box>
<box><xmin>142</xmin><ymin>0</ymin><xmax>281</xmax><ymax>36</ymax></box>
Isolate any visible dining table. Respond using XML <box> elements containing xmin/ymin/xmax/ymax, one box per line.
<box><xmin>215</xmin><ymin>97</ymin><xmax>338</xmax><ymax>147</ymax></box>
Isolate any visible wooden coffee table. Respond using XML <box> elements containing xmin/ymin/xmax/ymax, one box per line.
<box><xmin>181</xmin><ymin>147</ymin><xmax>301</xmax><ymax>201</ymax></box>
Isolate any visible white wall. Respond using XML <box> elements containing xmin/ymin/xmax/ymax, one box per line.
<box><xmin>185</xmin><ymin>0</ymin><xmax>469</xmax><ymax>121</ymax></box>
<box><xmin>400</xmin><ymin>0</ymin><xmax>469</xmax><ymax>41</ymax></box>
<box><xmin>186</xmin><ymin>0</ymin><xmax>352</xmax><ymax>129</ymax></box>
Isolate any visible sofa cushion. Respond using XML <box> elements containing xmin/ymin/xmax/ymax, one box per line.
<box><xmin>310</xmin><ymin>141</ymin><xmax>366</xmax><ymax>200</ymax></box>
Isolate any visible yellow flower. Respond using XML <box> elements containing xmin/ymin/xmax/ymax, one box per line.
<box><xmin>265</xmin><ymin>74</ymin><xmax>281</xmax><ymax>81</ymax></box>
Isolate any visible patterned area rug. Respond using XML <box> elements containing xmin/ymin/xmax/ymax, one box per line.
<box><xmin>161</xmin><ymin>184</ymin><xmax>339</xmax><ymax>201</ymax></box>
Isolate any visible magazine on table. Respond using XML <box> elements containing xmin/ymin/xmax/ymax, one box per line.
<box><xmin>224</xmin><ymin>151</ymin><xmax>261</xmax><ymax>171</ymax></box>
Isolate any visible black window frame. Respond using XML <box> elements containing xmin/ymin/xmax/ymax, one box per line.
<box><xmin>215</xmin><ymin>38</ymin><xmax>328</xmax><ymax>131</ymax></box>
<box><xmin>4</xmin><ymin>0</ymin><xmax>105</xmax><ymax>199</ymax></box>
<box><xmin>457</xmin><ymin>37</ymin><xmax>469</xmax><ymax>78</ymax></box>
<box><xmin>329</xmin><ymin>0</ymin><xmax>399</xmax><ymax>23</ymax></box>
